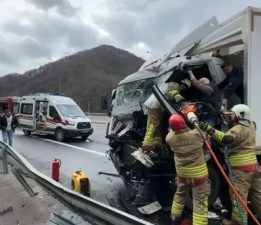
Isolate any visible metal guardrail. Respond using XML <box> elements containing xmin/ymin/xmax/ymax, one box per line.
<box><xmin>0</xmin><ymin>142</ymin><xmax>153</xmax><ymax>225</ymax></box>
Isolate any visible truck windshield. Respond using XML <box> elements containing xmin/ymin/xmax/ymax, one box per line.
<box><xmin>56</xmin><ymin>104</ymin><xmax>85</xmax><ymax>117</ymax></box>
<box><xmin>112</xmin><ymin>78</ymin><xmax>155</xmax><ymax>116</ymax></box>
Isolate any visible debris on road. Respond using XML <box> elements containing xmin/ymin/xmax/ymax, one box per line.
<box><xmin>0</xmin><ymin>206</ymin><xmax>13</xmax><ymax>216</ymax></box>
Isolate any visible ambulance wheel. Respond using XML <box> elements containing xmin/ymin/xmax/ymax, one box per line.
<box><xmin>55</xmin><ymin>129</ymin><xmax>64</xmax><ymax>142</ymax></box>
<box><xmin>81</xmin><ymin>135</ymin><xmax>89</xmax><ymax>141</ymax></box>
<box><xmin>23</xmin><ymin>129</ymin><xmax>31</xmax><ymax>136</ymax></box>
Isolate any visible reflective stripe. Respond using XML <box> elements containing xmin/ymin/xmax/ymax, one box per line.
<box><xmin>176</xmin><ymin>164</ymin><xmax>208</xmax><ymax>178</ymax></box>
<box><xmin>178</xmin><ymin>176</ymin><xmax>208</xmax><ymax>186</ymax></box>
<box><xmin>193</xmin><ymin>195</ymin><xmax>208</xmax><ymax>225</ymax></box>
<box><xmin>143</xmin><ymin>123</ymin><xmax>155</xmax><ymax>146</ymax></box>
<box><xmin>212</xmin><ymin>129</ymin><xmax>225</xmax><ymax>143</ymax></box>
<box><xmin>154</xmin><ymin>136</ymin><xmax>162</xmax><ymax>145</ymax></box>
<box><xmin>232</xmin><ymin>164</ymin><xmax>259</xmax><ymax>171</ymax></box>
<box><xmin>193</xmin><ymin>212</ymin><xmax>208</xmax><ymax>225</ymax></box>
<box><xmin>229</xmin><ymin>152</ymin><xmax>257</xmax><ymax>167</ymax></box>
<box><xmin>171</xmin><ymin>201</ymin><xmax>184</xmax><ymax>216</ymax></box>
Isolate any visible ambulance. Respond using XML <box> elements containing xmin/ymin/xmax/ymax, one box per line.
<box><xmin>0</xmin><ymin>96</ymin><xmax>21</xmax><ymax>113</ymax></box>
<box><xmin>18</xmin><ymin>93</ymin><xmax>93</xmax><ymax>141</ymax></box>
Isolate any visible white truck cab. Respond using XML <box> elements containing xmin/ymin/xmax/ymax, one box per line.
<box><xmin>18</xmin><ymin>93</ymin><xmax>93</xmax><ymax>141</ymax></box>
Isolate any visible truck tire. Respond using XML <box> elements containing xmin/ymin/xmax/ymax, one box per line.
<box><xmin>185</xmin><ymin>164</ymin><xmax>220</xmax><ymax>210</ymax></box>
<box><xmin>23</xmin><ymin>129</ymin><xmax>31</xmax><ymax>136</ymax></box>
<box><xmin>81</xmin><ymin>135</ymin><xmax>89</xmax><ymax>141</ymax></box>
<box><xmin>55</xmin><ymin>129</ymin><xmax>65</xmax><ymax>142</ymax></box>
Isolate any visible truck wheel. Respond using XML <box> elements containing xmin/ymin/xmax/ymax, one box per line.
<box><xmin>55</xmin><ymin>129</ymin><xmax>64</xmax><ymax>142</ymax></box>
<box><xmin>81</xmin><ymin>135</ymin><xmax>89</xmax><ymax>141</ymax></box>
<box><xmin>23</xmin><ymin>129</ymin><xmax>31</xmax><ymax>136</ymax></box>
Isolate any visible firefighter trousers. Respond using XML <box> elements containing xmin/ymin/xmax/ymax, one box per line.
<box><xmin>231</xmin><ymin>170</ymin><xmax>261</xmax><ymax>224</ymax></box>
<box><xmin>142</xmin><ymin>108</ymin><xmax>163</xmax><ymax>151</ymax></box>
<box><xmin>171</xmin><ymin>181</ymin><xmax>210</xmax><ymax>225</ymax></box>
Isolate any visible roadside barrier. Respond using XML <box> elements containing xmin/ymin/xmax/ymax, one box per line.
<box><xmin>0</xmin><ymin>142</ymin><xmax>153</xmax><ymax>225</ymax></box>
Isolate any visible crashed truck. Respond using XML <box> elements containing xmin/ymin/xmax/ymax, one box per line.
<box><xmin>106</xmin><ymin>6</ymin><xmax>261</xmax><ymax>223</ymax></box>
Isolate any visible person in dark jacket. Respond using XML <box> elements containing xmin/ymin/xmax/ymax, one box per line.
<box><xmin>189</xmin><ymin>70</ymin><xmax>222</xmax><ymax>126</ymax></box>
<box><xmin>0</xmin><ymin>109</ymin><xmax>18</xmax><ymax>146</ymax></box>
<box><xmin>218</xmin><ymin>62</ymin><xmax>244</xmax><ymax>109</ymax></box>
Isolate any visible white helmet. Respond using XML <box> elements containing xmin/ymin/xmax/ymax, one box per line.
<box><xmin>231</xmin><ymin>104</ymin><xmax>251</xmax><ymax>122</ymax></box>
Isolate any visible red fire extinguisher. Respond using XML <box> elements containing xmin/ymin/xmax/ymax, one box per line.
<box><xmin>52</xmin><ymin>158</ymin><xmax>61</xmax><ymax>181</ymax></box>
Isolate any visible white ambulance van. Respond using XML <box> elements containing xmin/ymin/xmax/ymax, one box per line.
<box><xmin>18</xmin><ymin>93</ymin><xmax>93</xmax><ymax>141</ymax></box>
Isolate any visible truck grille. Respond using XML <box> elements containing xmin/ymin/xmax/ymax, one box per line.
<box><xmin>77</xmin><ymin>122</ymin><xmax>91</xmax><ymax>129</ymax></box>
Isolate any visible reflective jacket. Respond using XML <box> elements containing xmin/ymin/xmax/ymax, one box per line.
<box><xmin>166</xmin><ymin>128</ymin><xmax>208</xmax><ymax>185</ymax></box>
<box><xmin>226</xmin><ymin>122</ymin><xmax>258</xmax><ymax>171</ymax></box>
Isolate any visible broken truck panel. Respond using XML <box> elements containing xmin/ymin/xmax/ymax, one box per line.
<box><xmin>168</xmin><ymin>17</ymin><xmax>219</xmax><ymax>57</ymax></box>
<box><xmin>188</xmin><ymin>8</ymin><xmax>249</xmax><ymax>55</ymax></box>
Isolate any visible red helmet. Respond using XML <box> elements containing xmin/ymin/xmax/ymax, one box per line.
<box><xmin>169</xmin><ymin>114</ymin><xmax>186</xmax><ymax>131</ymax></box>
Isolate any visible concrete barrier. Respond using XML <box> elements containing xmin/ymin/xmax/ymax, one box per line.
<box><xmin>86</xmin><ymin>114</ymin><xmax>110</xmax><ymax>124</ymax></box>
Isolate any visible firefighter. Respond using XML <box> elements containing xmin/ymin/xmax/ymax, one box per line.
<box><xmin>132</xmin><ymin>70</ymin><xmax>192</xmax><ymax>167</ymax></box>
<box><xmin>199</xmin><ymin>104</ymin><xmax>261</xmax><ymax>225</ymax></box>
<box><xmin>166</xmin><ymin>114</ymin><xmax>210</xmax><ymax>225</ymax></box>
<box><xmin>141</xmin><ymin>78</ymin><xmax>191</xmax><ymax>152</ymax></box>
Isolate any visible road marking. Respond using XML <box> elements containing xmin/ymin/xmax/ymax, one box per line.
<box><xmin>15</xmin><ymin>131</ymin><xmax>105</xmax><ymax>157</ymax></box>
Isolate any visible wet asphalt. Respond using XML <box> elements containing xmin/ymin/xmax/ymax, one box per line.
<box><xmin>11</xmin><ymin>123</ymin><xmax>124</xmax><ymax>204</ymax></box>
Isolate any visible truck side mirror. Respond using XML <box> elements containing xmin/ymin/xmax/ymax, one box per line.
<box><xmin>108</xmin><ymin>89</ymin><xmax>117</xmax><ymax>116</ymax></box>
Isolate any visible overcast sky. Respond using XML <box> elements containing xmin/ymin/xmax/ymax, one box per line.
<box><xmin>0</xmin><ymin>0</ymin><xmax>260</xmax><ymax>76</ymax></box>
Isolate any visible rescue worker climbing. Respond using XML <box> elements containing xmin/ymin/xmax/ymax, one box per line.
<box><xmin>199</xmin><ymin>104</ymin><xmax>261</xmax><ymax>225</ymax></box>
<box><xmin>141</xmin><ymin>78</ymin><xmax>191</xmax><ymax>152</ymax></box>
<box><xmin>166</xmin><ymin>114</ymin><xmax>210</xmax><ymax>225</ymax></box>
<box><xmin>132</xmin><ymin>70</ymin><xmax>192</xmax><ymax>167</ymax></box>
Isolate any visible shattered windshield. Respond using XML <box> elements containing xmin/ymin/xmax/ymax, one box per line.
<box><xmin>112</xmin><ymin>78</ymin><xmax>155</xmax><ymax>116</ymax></box>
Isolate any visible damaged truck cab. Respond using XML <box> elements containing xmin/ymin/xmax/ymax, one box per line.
<box><xmin>106</xmin><ymin>6</ymin><xmax>261</xmax><ymax>222</ymax></box>
<box><xmin>106</xmin><ymin>55</ymin><xmax>225</xmax><ymax>216</ymax></box>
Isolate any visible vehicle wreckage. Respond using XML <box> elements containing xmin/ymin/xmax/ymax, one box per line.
<box><xmin>106</xmin><ymin>6</ymin><xmax>261</xmax><ymax>225</ymax></box>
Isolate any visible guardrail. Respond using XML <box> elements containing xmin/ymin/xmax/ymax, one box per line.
<box><xmin>0</xmin><ymin>142</ymin><xmax>153</xmax><ymax>225</ymax></box>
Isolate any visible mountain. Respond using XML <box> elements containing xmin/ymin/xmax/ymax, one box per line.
<box><xmin>0</xmin><ymin>45</ymin><xmax>144</xmax><ymax>112</ymax></box>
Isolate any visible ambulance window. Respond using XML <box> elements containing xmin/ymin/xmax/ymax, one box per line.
<box><xmin>21</xmin><ymin>103</ymin><xmax>33</xmax><ymax>115</ymax></box>
<box><xmin>49</xmin><ymin>106</ymin><xmax>60</xmax><ymax>120</ymax></box>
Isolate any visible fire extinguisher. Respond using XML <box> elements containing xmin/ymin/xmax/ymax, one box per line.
<box><xmin>52</xmin><ymin>158</ymin><xmax>61</xmax><ymax>181</ymax></box>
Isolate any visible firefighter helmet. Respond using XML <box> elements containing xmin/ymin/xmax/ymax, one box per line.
<box><xmin>169</xmin><ymin>114</ymin><xmax>186</xmax><ymax>131</ymax></box>
<box><xmin>231</xmin><ymin>104</ymin><xmax>251</xmax><ymax>121</ymax></box>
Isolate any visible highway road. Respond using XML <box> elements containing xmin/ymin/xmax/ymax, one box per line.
<box><xmin>11</xmin><ymin>123</ymin><xmax>123</xmax><ymax>204</ymax></box>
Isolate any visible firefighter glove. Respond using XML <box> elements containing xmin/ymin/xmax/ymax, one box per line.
<box><xmin>174</xmin><ymin>94</ymin><xmax>184</xmax><ymax>103</ymax></box>
<box><xmin>199</xmin><ymin>121</ymin><xmax>212</xmax><ymax>133</ymax></box>
<box><xmin>168</xmin><ymin>90</ymin><xmax>179</xmax><ymax>100</ymax></box>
